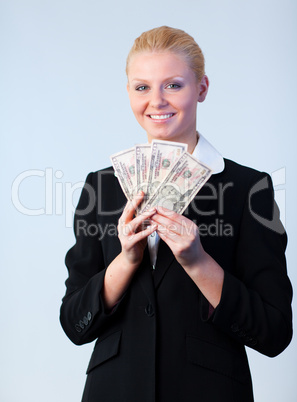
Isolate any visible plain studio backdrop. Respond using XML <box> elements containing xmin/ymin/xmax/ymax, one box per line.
<box><xmin>1</xmin><ymin>0</ymin><xmax>296</xmax><ymax>401</ymax></box>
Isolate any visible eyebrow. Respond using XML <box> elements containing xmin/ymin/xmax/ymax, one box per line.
<box><xmin>130</xmin><ymin>75</ymin><xmax>185</xmax><ymax>83</ymax></box>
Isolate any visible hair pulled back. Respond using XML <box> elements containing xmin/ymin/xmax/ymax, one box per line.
<box><xmin>126</xmin><ymin>26</ymin><xmax>205</xmax><ymax>82</ymax></box>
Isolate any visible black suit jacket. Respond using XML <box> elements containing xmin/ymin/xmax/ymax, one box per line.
<box><xmin>60</xmin><ymin>159</ymin><xmax>292</xmax><ymax>402</ymax></box>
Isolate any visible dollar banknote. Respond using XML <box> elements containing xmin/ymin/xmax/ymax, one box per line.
<box><xmin>147</xmin><ymin>140</ymin><xmax>188</xmax><ymax>197</ymax></box>
<box><xmin>110</xmin><ymin>147</ymin><xmax>137</xmax><ymax>201</ymax></box>
<box><xmin>141</xmin><ymin>152</ymin><xmax>212</xmax><ymax>214</ymax></box>
<box><xmin>111</xmin><ymin>141</ymin><xmax>212</xmax><ymax>215</ymax></box>
<box><xmin>135</xmin><ymin>143</ymin><xmax>151</xmax><ymax>194</ymax></box>
<box><xmin>135</xmin><ymin>143</ymin><xmax>152</xmax><ymax>210</ymax></box>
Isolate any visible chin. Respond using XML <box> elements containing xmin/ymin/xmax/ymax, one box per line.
<box><xmin>147</xmin><ymin>130</ymin><xmax>180</xmax><ymax>143</ymax></box>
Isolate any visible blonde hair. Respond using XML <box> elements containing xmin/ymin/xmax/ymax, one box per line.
<box><xmin>126</xmin><ymin>26</ymin><xmax>205</xmax><ymax>82</ymax></box>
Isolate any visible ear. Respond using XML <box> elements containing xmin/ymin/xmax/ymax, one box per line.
<box><xmin>197</xmin><ymin>75</ymin><xmax>209</xmax><ymax>103</ymax></box>
<box><xmin>127</xmin><ymin>82</ymin><xmax>130</xmax><ymax>94</ymax></box>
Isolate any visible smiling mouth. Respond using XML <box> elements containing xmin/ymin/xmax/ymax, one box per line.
<box><xmin>149</xmin><ymin>113</ymin><xmax>175</xmax><ymax>120</ymax></box>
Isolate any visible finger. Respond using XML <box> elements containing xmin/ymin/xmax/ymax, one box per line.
<box><xmin>157</xmin><ymin>224</ymin><xmax>180</xmax><ymax>241</ymax></box>
<box><xmin>125</xmin><ymin>223</ymin><xmax>158</xmax><ymax>243</ymax></box>
<box><xmin>128</xmin><ymin>207</ymin><xmax>157</xmax><ymax>233</ymax></box>
<box><xmin>154</xmin><ymin>207</ymin><xmax>197</xmax><ymax>234</ymax></box>
<box><xmin>120</xmin><ymin>192</ymin><xmax>145</xmax><ymax>223</ymax></box>
<box><xmin>156</xmin><ymin>226</ymin><xmax>178</xmax><ymax>250</ymax></box>
<box><xmin>151</xmin><ymin>215</ymin><xmax>181</xmax><ymax>235</ymax></box>
<box><xmin>152</xmin><ymin>209</ymin><xmax>192</xmax><ymax>234</ymax></box>
<box><xmin>155</xmin><ymin>206</ymin><xmax>191</xmax><ymax>227</ymax></box>
<box><xmin>120</xmin><ymin>209</ymin><xmax>156</xmax><ymax>238</ymax></box>
<box><xmin>155</xmin><ymin>206</ymin><xmax>180</xmax><ymax>220</ymax></box>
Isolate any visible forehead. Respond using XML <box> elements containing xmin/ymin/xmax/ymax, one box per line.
<box><xmin>128</xmin><ymin>51</ymin><xmax>193</xmax><ymax>80</ymax></box>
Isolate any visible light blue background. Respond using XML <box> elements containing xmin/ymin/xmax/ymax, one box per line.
<box><xmin>1</xmin><ymin>0</ymin><xmax>296</xmax><ymax>401</ymax></box>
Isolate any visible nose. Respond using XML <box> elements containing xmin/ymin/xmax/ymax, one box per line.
<box><xmin>150</xmin><ymin>88</ymin><xmax>168</xmax><ymax>108</ymax></box>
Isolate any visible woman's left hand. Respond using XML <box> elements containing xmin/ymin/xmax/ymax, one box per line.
<box><xmin>151</xmin><ymin>206</ymin><xmax>205</xmax><ymax>270</ymax></box>
<box><xmin>151</xmin><ymin>206</ymin><xmax>224</xmax><ymax>308</ymax></box>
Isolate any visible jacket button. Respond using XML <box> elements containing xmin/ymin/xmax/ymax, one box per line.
<box><xmin>238</xmin><ymin>330</ymin><xmax>246</xmax><ymax>338</ymax></box>
<box><xmin>83</xmin><ymin>316</ymin><xmax>89</xmax><ymax>326</ymax></box>
<box><xmin>75</xmin><ymin>324</ymin><xmax>82</xmax><ymax>333</ymax></box>
<box><xmin>87</xmin><ymin>312</ymin><xmax>92</xmax><ymax>321</ymax></box>
<box><xmin>145</xmin><ymin>304</ymin><xmax>154</xmax><ymax>317</ymax></box>
<box><xmin>79</xmin><ymin>320</ymin><xmax>85</xmax><ymax>329</ymax></box>
<box><xmin>231</xmin><ymin>323</ymin><xmax>239</xmax><ymax>332</ymax></box>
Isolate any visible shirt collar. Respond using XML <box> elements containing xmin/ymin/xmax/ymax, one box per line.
<box><xmin>192</xmin><ymin>133</ymin><xmax>224</xmax><ymax>174</ymax></box>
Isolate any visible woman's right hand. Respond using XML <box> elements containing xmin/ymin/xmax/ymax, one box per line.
<box><xmin>117</xmin><ymin>191</ymin><xmax>157</xmax><ymax>269</ymax></box>
<box><xmin>103</xmin><ymin>192</ymin><xmax>157</xmax><ymax>310</ymax></box>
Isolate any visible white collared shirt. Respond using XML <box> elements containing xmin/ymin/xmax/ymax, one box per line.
<box><xmin>147</xmin><ymin>133</ymin><xmax>224</xmax><ymax>269</ymax></box>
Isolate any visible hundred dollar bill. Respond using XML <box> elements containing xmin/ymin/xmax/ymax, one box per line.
<box><xmin>141</xmin><ymin>152</ymin><xmax>212</xmax><ymax>214</ymax></box>
<box><xmin>147</xmin><ymin>140</ymin><xmax>188</xmax><ymax>197</ymax></box>
<box><xmin>110</xmin><ymin>147</ymin><xmax>137</xmax><ymax>201</ymax></box>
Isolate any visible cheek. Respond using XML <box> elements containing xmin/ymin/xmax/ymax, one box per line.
<box><xmin>173</xmin><ymin>91</ymin><xmax>198</xmax><ymax>114</ymax></box>
<box><xmin>130</xmin><ymin>97</ymin><xmax>145</xmax><ymax>117</ymax></box>
<box><xmin>181</xmin><ymin>95</ymin><xmax>198</xmax><ymax>117</ymax></box>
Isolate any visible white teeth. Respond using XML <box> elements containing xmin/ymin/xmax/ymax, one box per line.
<box><xmin>150</xmin><ymin>114</ymin><xmax>173</xmax><ymax>120</ymax></box>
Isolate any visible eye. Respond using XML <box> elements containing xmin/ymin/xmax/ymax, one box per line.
<box><xmin>135</xmin><ymin>85</ymin><xmax>148</xmax><ymax>91</ymax></box>
<box><xmin>166</xmin><ymin>83</ymin><xmax>181</xmax><ymax>89</ymax></box>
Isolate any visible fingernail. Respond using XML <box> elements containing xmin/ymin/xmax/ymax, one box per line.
<box><xmin>147</xmin><ymin>207</ymin><xmax>156</xmax><ymax>213</ymax></box>
<box><xmin>157</xmin><ymin>225</ymin><xmax>165</xmax><ymax>232</ymax></box>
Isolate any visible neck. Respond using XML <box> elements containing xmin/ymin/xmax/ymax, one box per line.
<box><xmin>146</xmin><ymin>131</ymin><xmax>199</xmax><ymax>153</ymax></box>
<box><xmin>188</xmin><ymin>131</ymin><xmax>199</xmax><ymax>154</ymax></box>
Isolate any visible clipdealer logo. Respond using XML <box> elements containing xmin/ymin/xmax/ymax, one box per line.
<box><xmin>11</xmin><ymin>167</ymin><xmax>286</xmax><ymax>234</ymax></box>
<box><xmin>248</xmin><ymin>168</ymin><xmax>286</xmax><ymax>235</ymax></box>
<box><xmin>11</xmin><ymin>168</ymin><xmax>87</xmax><ymax>227</ymax></box>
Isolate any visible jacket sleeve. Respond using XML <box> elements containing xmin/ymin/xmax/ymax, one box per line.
<box><xmin>59</xmin><ymin>172</ymin><xmax>122</xmax><ymax>345</ymax></box>
<box><xmin>209</xmin><ymin>172</ymin><xmax>293</xmax><ymax>357</ymax></box>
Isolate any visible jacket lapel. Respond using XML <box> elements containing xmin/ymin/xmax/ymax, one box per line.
<box><xmin>184</xmin><ymin>174</ymin><xmax>219</xmax><ymax>223</ymax></box>
<box><xmin>153</xmin><ymin>239</ymin><xmax>175</xmax><ymax>289</ymax></box>
<box><xmin>136</xmin><ymin>246</ymin><xmax>157</xmax><ymax>304</ymax></box>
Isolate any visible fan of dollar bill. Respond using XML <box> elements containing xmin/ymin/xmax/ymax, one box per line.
<box><xmin>110</xmin><ymin>140</ymin><xmax>213</xmax><ymax>214</ymax></box>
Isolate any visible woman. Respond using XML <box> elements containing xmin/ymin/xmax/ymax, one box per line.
<box><xmin>60</xmin><ymin>26</ymin><xmax>293</xmax><ymax>402</ymax></box>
